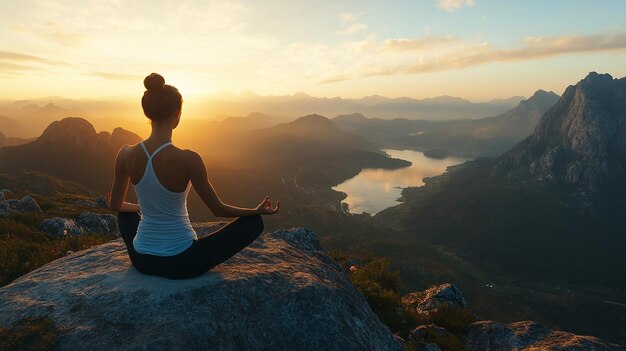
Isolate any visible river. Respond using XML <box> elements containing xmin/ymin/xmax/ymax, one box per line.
<box><xmin>332</xmin><ymin>149</ymin><xmax>468</xmax><ymax>214</ymax></box>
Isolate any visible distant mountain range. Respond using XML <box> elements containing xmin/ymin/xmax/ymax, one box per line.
<box><xmin>0</xmin><ymin>99</ymin><xmax>146</xmax><ymax>139</ymax></box>
<box><xmin>0</xmin><ymin>92</ymin><xmax>525</xmax><ymax>140</ymax></box>
<box><xmin>201</xmin><ymin>92</ymin><xmax>524</xmax><ymax>121</ymax></box>
<box><xmin>333</xmin><ymin>90</ymin><xmax>560</xmax><ymax>158</ymax></box>
<box><xmin>0</xmin><ymin>113</ymin><xmax>408</xmax><ymax>191</ymax></box>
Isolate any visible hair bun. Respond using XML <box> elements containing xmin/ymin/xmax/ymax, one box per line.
<box><xmin>144</xmin><ymin>73</ymin><xmax>165</xmax><ymax>92</ymax></box>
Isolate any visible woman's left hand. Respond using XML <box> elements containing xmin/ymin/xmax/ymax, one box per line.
<box><xmin>256</xmin><ymin>196</ymin><xmax>280</xmax><ymax>215</ymax></box>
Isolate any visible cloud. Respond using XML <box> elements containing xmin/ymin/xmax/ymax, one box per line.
<box><xmin>320</xmin><ymin>31</ymin><xmax>626</xmax><ymax>83</ymax></box>
<box><xmin>319</xmin><ymin>75</ymin><xmax>352</xmax><ymax>84</ymax></box>
<box><xmin>435</xmin><ymin>0</ymin><xmax>476</xmax><ymax>12</ymax></box>
<box><xmin>0</xmin><ymin>50</ymin><xmax>68</xmax><ymax>75</ymax></box>
<box><xmin>0</xmin><ymin>50</ymin><xmax>60</xmax><ymax>64</ymax></box>
<box><xmin>336</xmin><ymin>23</ymin><xmax>368</xmax><ymax>35</ymax></box>
<box><xmin>40</xmin><ymin>21</ymin><xmax>85</xmax><ymax>47</ymax></box>
<box><xmin>90</xmin><ymin>71</ymin><xmax>141</xmax><ymax>80</ymax></box>
<box><xmin>341</xmin><ymin>13</ymin><xmax>356</xmax><ymax>23</ymax></box>
<box><xmin>381</xmin><ymin>36</ymin><xmax>459</xmax><ymax>51</ymax></box>
<box><xmin>336</xmin><ymin>12</ymin><xmax>367</xmax><ymax>35</ymax></box>
<box><xmin>0</xmin><ymin>61</ymin><xmax>33</xmax><ymax>72</ymax></box>
<box><xmin>13</xmin><ymin>21</ymin><xmax>85</xmax><ymax>48</ymax></box>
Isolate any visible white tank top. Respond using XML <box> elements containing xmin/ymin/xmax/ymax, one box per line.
<box><xmin>132</xmin><ymin>141</ymin><xmax>198</xmax><ymax>256</ymax></box>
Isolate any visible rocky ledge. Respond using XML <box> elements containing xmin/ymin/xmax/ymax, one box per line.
<box><xmin>400</xmin><ymin>284</ymin><xmax>622</xmax><ymax>351</ymax></box>
<box><xmin>0</xmin><ymin>224</ymin><xmax>402</xmax><ymax>351</ymax></box>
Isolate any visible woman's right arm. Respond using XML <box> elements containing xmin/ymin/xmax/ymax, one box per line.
<box><xmin>188</xmin><ymin>151</ymin><xmax>279</xmax><ymax>217</ymax></box>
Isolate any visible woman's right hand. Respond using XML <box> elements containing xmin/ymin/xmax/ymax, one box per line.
<box><xmin>256</xmin><ymin>196</ymin><xmax>280</xmax><ymax>215</ymax></box>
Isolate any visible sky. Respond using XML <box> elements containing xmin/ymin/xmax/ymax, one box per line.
<box><xmin>1</xmin><ymin>0</ymin><xmax>625</xmax><ymax>102</ymax></box>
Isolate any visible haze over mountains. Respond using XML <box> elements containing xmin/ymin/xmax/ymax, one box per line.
<box><xmin>201</xmin><ymin>91</ymin><xmax>524</xmax><ymax>121</ymax></box>
<box><xmin>333</xmin><ymin>90</ymin><xmax>560</xmax><ymax>158</ymax></box>
<box><xmin>0</xmin><ymin>91</ymin><xmax>526</xmax><ymax>140</ymax></box>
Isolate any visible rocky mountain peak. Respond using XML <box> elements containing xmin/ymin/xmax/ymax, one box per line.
<box><xmin>110</xmin><ymin>127</ymin><xmax>142</xmax><ymax>147</ymax></box>
<box><xmin>526</xmin><ymin>89</ymin><xmax>559</xmax><ymax>106</ymax></box>
<box><xmin>293</xmin><ymin>114</ymin><xmax>335</xmax><ymax>126</ymax></box>
<box><xmin>507</xmin><ymin>89</ymin><xmax>559</xmax><ymax>123</ymax></box>
<box><xmin>497</xmin><ymin>72</ymin><xmax>626</xmax><ymax>195</ymax></box>
<box><xmin>38</xmin><ymin>117</ymin><xmax>98</xmax><ymax>146</ymax></box>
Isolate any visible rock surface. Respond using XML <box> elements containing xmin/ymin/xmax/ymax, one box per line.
<box><xmin>15</xmin><ymin>195</ymin><xmax>42</xmax><ymax>213</ymax></box>
<box><xmin>76</xmin><ymin>211</ymin><xmax>119</xmax><ymax>235</ymax></box>
<box><xmin>407</xmin><ymin>325</ymin><xmax>453</xmax><ymax>351</ymax></box>
<box><xmin>496</xmin><ymin>72</ymin><xmax>626</xmax><ymax>195</ymax></box>
<box><xmin>39</xmin><ymin>212</ymin><xmax>120</xmax><ymax>237</ymax></box>
<box><xmin>402</xmin><ymin>283</ymin><xmax>467</xmax><ymax>315</ymax></box>
<box><xmin>0</xmin><ymin>194</ymin><xmax>42</xmax><ymax>216</ymax></box>
<box><xmin>0</xmin><ymin>224</ymin><xmax>402</xmax><ymax>351</ymax></box>
<box><xmin>40</xmin><ymin>218</ymin><xmax>83</xmax><ymax>237</ymax></box>
<box><xmin>398</xmin><ymin>284</ymin><xmax>622</xmax><ymax>350</ymax></box>
<box><xmin>464</xmin><ymin>320</ymin><xmax>622</xmax><ymax>351</ymax></box>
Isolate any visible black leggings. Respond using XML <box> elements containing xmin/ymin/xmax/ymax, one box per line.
<box><xmin>117</xmin><ymin>212</ymin><xmax>264</xmax><ymax>279</ymax></box>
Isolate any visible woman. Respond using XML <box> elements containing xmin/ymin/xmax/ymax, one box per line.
<box><xmin>107</xmin><ymin>72</ymin><xmax>280</xmax><ymax>279</ymax></box>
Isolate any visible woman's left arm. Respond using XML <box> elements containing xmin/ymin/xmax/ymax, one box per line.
<box><xmin>107</xmin><ymin>145</ymin><xmax>140</xmax><ymax>213</ymax></box>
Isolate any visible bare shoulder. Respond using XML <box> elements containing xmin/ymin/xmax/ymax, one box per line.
<box><xmin>116</xmin><ymin>143</ymin><xmax>134</xmax><ymax>159</ymax></box>
<box><xmin>176</xmin><ymin>148</ymin><xmax>204</xmax><ymax>168</ymax></box>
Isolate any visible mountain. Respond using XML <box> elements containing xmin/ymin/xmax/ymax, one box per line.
<box><xmin>0</xmin><ymin>117</ymin><xmax>141</xmax><ymax>191</ymax></box>
<box><xmin>378</xmin><ymin>72</ymin><xmax>626</xmax><ymax>279</ymax></box>
<box><xmin>332</xmin><ymin>90</ymin><xmax>560</xmax><ymax>158</ymax></box>
<box><xmin>21</xmin><ymin>103</ymin><xmax>85</xmax><ymax>137</ymax></box>
<box><xmin>0</xmin><ymin>116</ymin><xmax>26</xmax><ymax>138</ymax></box>
<box><xmin>201</xmin><ymin>93</ymin><xmax>524</xmax><ymax>121</ymax></box>
<box><xmin>375</xmin><ymin>73</ymin><xmax>626</xmax><ymax>344</ymax></box>
<box><xmin>0</xmin><ymin>132</ymin><xmax>30</xmax><ymax>147</ymax></box>
<box><xmin>219</xmin><ymin>112</ymin><xmax>286</xmax><ymax>129</ymax></box>
<box><xmin>406</xmin><ymin>89</ymin><xmax>560</xmax><ymax>157</ymax></box>
<box><xmin>0</xmin><ymin>97</ymin><xmax>151</xmax><ymax>139</ymax></box>
<box><xmin>496</xmin><ymin>72</ymin><xmax>626</xmax><ymax>197</ymax></box>
<box><xmin>238</xmin><ymin>114</ymin><xmax>410</xmax><ymax>187</ymax></box>
<box><xmin>246</xmin><ymin>114</ymin><xmax>380</xmax><ymax>158</ymax></box>
<box><xmin>332</xmin><ymin>113</ymin><xmax>434</xmax><ymax>147</ymax></box>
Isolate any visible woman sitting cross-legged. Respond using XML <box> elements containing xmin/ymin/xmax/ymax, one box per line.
<box><xmin>107</xmin><ymin>72</ymin><xmax>280</xmax><ymax>279</ymax></box>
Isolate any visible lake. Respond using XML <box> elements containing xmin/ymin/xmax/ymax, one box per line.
<box><xmin>332</xmin><ymin>149</ymin><xmax>468</xmax><ymax>214</ymax></box>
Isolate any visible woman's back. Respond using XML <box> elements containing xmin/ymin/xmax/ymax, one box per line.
<box><xmin>130</xmin><ymin>140</ymin><xmax>198</xmax><ymax>256</ymax></box>
<box><xmin>109</xmin><ymin>72</ymin><xmax>278</xmax><ymax>279</ymax></box>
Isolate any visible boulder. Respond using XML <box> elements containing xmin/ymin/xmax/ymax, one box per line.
<box><xmin>15</xmin><ymin>195</ymin><xmax>42</xmax><ymax>213</ymax></box>
<box><xmin>76</xmin><ymin>212</ymin><xmax>119</xmax><ymax>236</ymax></box>
<box><xmin>40</xmin><ymin>218</ymin><xmax>83</xmax><ymax>237</ymax></box>
<box><xmin>0</xmin><ymin>225</ymin><xmax>403</xmax><ymax>351</ymax></box>
<box><xmin>402</xmin><ymin>283</ymin><xmax>467</xmax><ymax>315</ymax></box>
<box><xmin>5</xmin><ymin>199</ymin><xmax>19</xmax><ymax>210</ymax></box>
<box><xmin>0</xmin><ymin>201</ymin><xmax>11</xmax><ymax>216</ymax></box>
<box><xmin>407</xmin><ymin>325</ymin><xmax>447</xmax><ymax>351</ymax></box>
<box><xmin>464</xmin><ymin>320</ymin><xmax>622</xmax><ymax>351</ymax></box>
